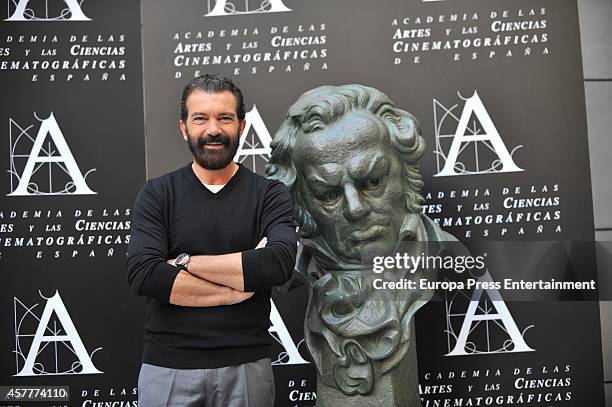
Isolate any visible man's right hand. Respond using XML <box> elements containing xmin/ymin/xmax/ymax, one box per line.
<box><xmin>169</xmin><ymin>271</ymin><xmax>255</xmax><ymax>307</ymax></box>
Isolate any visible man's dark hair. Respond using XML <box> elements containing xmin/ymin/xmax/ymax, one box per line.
<box><xmin>180</xmin><ymin>73</ymin><xmax>246</xmax><ymax>122</ymax></box>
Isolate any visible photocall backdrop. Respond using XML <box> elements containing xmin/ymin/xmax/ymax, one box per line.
<box><xmin>0</xmin><ymin>0</ymin><xmax>606</xmax><ymax>406</ymax></box>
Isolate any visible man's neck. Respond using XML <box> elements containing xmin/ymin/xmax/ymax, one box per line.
<box><xmin>191</xmin><ymin>161</ymin><xmax>239</xmax><ymax>185</ymax></box>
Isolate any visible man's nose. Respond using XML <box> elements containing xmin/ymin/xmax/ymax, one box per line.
<box><xmin>207</xmin><ymin>119</ymin><xmax>222</xmax><ymax>136</ymax></box>
<box><xmin>343</xmin><ymin>184</ymin><xmax>370</xmax><ymax>221</ymax></box>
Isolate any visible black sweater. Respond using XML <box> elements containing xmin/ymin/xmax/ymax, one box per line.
<box><xmin>126</xmin><ymin>163</ymin><xmax>298</xmax><ymax>368</ymax></box>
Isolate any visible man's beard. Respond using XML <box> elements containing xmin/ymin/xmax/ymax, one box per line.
<box><xmin>187</xmin><ymin>130</ymin><xmax>240</xmax><ymax>170</ymax></box>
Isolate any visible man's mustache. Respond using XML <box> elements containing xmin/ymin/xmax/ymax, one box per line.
<box><xmin>196</xmin><ymin>135</ymin><xmax>231</xmax><ymax>149</ymax></box>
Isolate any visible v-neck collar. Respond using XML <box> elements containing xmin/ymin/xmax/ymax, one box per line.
<box><xmin>186</xmin><ymin>162</ymin><xmax>245</xmax><ymax>199</ymax></box>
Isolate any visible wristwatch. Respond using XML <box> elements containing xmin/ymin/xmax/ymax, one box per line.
<box><xmin>174</xmin><ymin>253</ymin><xmax>190</xmax><ymax>271</ymax></box>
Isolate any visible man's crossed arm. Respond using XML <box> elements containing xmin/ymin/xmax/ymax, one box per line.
<box><xmin>126</xmin><ymin>180</ymin><xmax>297</xmax><ymax>308</ymax></box>
<box><xmin>166</xmin><ymin>238</ymin><xmax>267</xmax><ymax>307</ymax></box>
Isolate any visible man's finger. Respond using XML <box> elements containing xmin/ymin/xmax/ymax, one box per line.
<box><xmin>256</xmin><ymin>237</ymin><xmax>267</xmax><ymax>248</ymax></box>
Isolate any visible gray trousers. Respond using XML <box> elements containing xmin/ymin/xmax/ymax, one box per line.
<box><xmin>138</xmin><ymin>358</ymin><xmax>275</xmax><ymax>407</ymax></box>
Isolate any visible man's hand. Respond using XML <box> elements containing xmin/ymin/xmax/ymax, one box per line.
<box><xmin>167</xmin><ymin>238</ymin><xmax>268</xmax><ymax>295</ymax></box>
<box><xmin>169</xmin><ymin>271</ymin><xmax>255</xmax><ymax>307</ymax></box>
<box><xmin>167</xmin><ymin>238</ymin><xmax>266</xmax><ymax>269</ymax></box>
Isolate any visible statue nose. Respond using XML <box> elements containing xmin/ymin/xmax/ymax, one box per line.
<box><xmin>343</xmin><ymin>184</ymin><xmax>370</xmax><ymax>221</ymax></box>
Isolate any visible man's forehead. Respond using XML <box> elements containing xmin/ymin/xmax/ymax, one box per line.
<box><xmin>186</xmin><ymin>90</ymin><xmax>237</xmax><ymax>113</ymax></box>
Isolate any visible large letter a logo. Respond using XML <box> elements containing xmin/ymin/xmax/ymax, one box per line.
<box><xmin>14</xmin><ymin>291</ymin><xmax>103</xmax><ymax>376</ymax></box>
<box><xmin>446</xmin><ymin>272</ymin><xmax>535</xmax><ymax>356</ymax></box>
<box><xmin>5</xmin><ymin>0</ymin><xmax>91</xmax><ymax>21</ymax></box>
<box><xmin>434</xmin><ymin>91</ymin><xmax>524</xmax><ymax>177</ymax></box>
<box><xmin>8</xmin><ymin>113</ymin><xmax>96</xmax><ymax>196</ymax></box>
<box><xmin>205</xmin><ymin>0</ymin><xmax>291</xmax><ymax>16</ymax></box>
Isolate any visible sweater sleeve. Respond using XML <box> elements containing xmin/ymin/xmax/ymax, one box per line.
<box><xmin>241</xmin><ymin>181</ymin><xmax>298</xmax><ymax>291</ymax></box>
<box><xmin>126</xmin><ymin>181</ymin><xmax>180</xmax><ymax>302</ymax></box>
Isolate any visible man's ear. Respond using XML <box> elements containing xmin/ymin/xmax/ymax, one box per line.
<box><xmin>239</xmin><ymin>119</ymin><xmax>246</xmax><ymax>136</ymax></box>
<box><xmin>179</xmin><ymin>120</ymin><xmax>188</xmax><ymax>141</ymax></box>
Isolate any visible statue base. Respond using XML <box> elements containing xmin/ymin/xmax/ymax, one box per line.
<box><xmin>315</xmin><ymin>327</ymin><xmax>421</xmax><ymax>407</ymax></box>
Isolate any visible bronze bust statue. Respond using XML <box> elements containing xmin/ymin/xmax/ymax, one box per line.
<box><xmin>267</xmin><ymin>84</ymin><xmax>455</xmax><ymax>406</ymax></box>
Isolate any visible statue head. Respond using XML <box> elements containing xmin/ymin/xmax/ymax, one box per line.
<box><xmin>266</xmin><ymin>84</ymin><xmax>426</xmax><ymax>264</ymax></box>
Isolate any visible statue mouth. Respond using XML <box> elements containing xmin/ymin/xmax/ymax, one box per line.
<box><xmin>348</xmin><ymin>225</ymin><xmax>385</xmax><ymax>241</ymax></box>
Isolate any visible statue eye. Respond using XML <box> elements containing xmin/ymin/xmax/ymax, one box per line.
<box><xmin>319</xmin><ymin>190</ymin><xmax>341</xmax><ymax>203</ymax></box>
<box><xmin>363</xmin><ymin>177</ymin><xmax>382</xmax><ymax>191</ymax></box>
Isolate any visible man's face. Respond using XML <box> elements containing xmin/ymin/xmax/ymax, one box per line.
<box><xmin>179</xmin><ymin>90</ymin><xmax>245</xmax><ymax>170</ymax></box>
<box><xmin>294</xmin><ymin>110</ymin><xmax>408</xmax><ymax>263</ymax></box>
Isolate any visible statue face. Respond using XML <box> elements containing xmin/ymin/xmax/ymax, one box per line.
<box><xmin>294</xmin><ymin>110</ymin><xmax>408</xmax><ymax>263</ymax></box>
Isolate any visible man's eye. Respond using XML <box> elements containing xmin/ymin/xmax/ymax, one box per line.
<box><xmin>221</xmin><ymin>116</ymin><xmax>233</xmax><ymax>122</ymax></box>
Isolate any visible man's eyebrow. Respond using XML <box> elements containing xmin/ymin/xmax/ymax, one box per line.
<box><xmin>189</xmin><ymin>111</ymin><xmax>236</xmax><ymax>118</ymax></box>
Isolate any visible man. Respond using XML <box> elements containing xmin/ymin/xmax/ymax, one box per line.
<box><xmin>266</xmin><ymin>84</ymin><xmax>456</xmax><ymax>405</ymax></box>
<box><xmin>126</xmin><ymin>74</ymin><xmax>297</xmax><ymax>406</ymax></box>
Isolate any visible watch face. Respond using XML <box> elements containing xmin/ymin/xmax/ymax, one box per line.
<box><xmin>175</xmin><ymin>253</ymin><xmax>189</xmax><ymax>267</ymax></box>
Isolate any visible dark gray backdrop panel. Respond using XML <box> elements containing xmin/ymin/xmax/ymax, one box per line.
<box><xmin>1</xmin><ymin>1</ymin><xmax>145</xmax><ymax>406</ymax></box>
<box><xmin>140</xmin><ymin>0</ymin><xmax>602</xmax><ymax>406</ymax></box>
